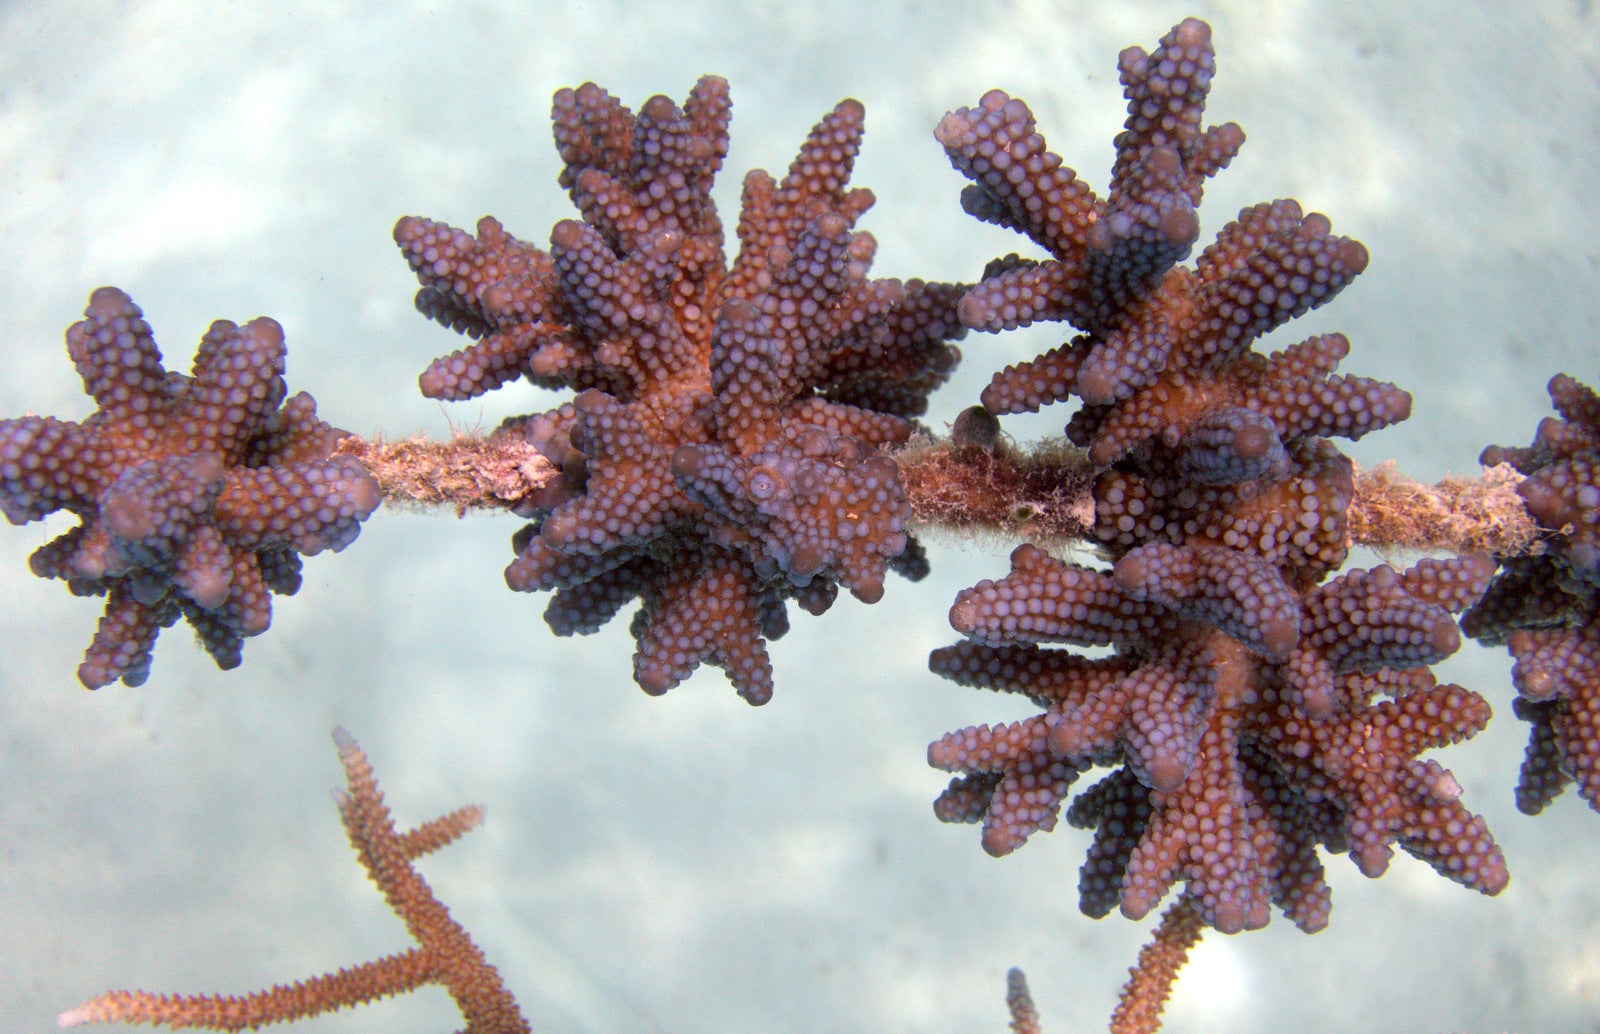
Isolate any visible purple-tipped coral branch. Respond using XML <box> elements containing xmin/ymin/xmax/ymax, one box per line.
<box><xmin>0</xmin><ymin>288</ymin><xmax>380</xmax><ymax>688</ymax></box>
<box><xmin>1465</xmin><ymin>374</ymin><xmax>1600</xmax><ymax>811</ymax></box>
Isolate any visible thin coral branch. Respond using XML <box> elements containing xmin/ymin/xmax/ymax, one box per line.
<box><xmin>58</xmin><ymin>729</ymin><xmax>529</xmax><ymax>1033</ymax></box>
<box><xmin>57</xmin><ymin>951</ymin><xmax>438</xmax><ymax>1031</ymax></box>
<box><xmin>1110</xmin><ymin>894</ymin><xmax>1205</xmax><ymax>1034</ymax></box>
<box><xmin>1005</xmin><ymin>968</ymin><xmax>1042</xmax><ymax>1034</ymax></box>
<box><xmin>1000</xmin><ymin>897</ymin><xmax>1205</xmax><ymax>1034</ymax></box>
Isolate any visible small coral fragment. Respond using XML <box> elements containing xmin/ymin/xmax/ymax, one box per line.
<box><xmin>0</xmin><ymin>288</ymin><xmax>380</xmax><ymax>688</ymax></box>
<box><xmin>1108</xmin><ymin>894</ymin><xmax>1206</xmax><ymax>1034</ymax></box>
<box><xmin>1005</xmin><ymin>968</ymin><xmax>1042</xmax><ymax>1034</ymax></box>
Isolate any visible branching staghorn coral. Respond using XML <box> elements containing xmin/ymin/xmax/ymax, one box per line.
<box><xmin>58</xmin><ymin>730</ymin><xmax>529</xmax><ymax>1033</ymax></box>
<box><xmin>4</xmin><ymin>13</ymin><xmax>1594</xmax><ymax>1034</ymax></box>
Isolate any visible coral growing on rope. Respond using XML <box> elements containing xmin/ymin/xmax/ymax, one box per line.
<box><xmin>926</xmin><ymin>18</ymin><xmax>1518</xmax><ymax>1030</ymax></box>
<box><xmin>0</xmin><ymin>287</ymin><xmax>380</xmax><ymax>688</ymax></box>
<box><xmin>5</xmin><ymin>12</ymin><xmax>1596</xmax><ymax>1034</ymax></box>
<box><xmin>395</xmin><ymin>77</ymin><xmax>963</xmax><ymax>702</ymax></box>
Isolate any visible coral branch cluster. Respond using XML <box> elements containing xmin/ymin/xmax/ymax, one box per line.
<box><xmin>394</xmin><ymin>76</ymin><xmax>963</xmax><ymax>702</ymax></box>
<box><xmin>0</xmin><ymin>287</ymin><xmax>380</xmax><ymax>687</ymax></box>
<box><xmin>931</xmin><ymin>547</ymin><xmax>1505</xmax><ymax>928</ymax></box>
<box><xmin>924</xmin><ymin>18</ymin><xmax>1516</xmax><ymax>1025</ymax></box>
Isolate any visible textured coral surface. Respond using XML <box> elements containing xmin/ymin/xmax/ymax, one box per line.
<box><xmin>1466</xmin><ymin>375</ymin><xmax>1600</xmax><ymax>811</ymax></box>
<box><xmin>397</xmin><ymin>78</ymin><xmax>963</xmax><ymax>702</ymax></box>
<box><xmin>0</xmin><ymin>288</ymin><xmax>380</xmax><ymax>688</ymax></box>
<box><xmin>937</xmin><ymin>20</ymin><xmax>1409</xmax><ymax>477</ymax></box>
<box><xmin>932</xmin><ymin>547</ymin><xmax>1504</xmax><ymax>931</ymax></box>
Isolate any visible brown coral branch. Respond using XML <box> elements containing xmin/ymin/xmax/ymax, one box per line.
<box><xmin>58</xmin><ymin>729</ymin><xmax>530</xmax><ymax>1033</ymax></box>
<box><xmin>1110</xmin><ymin>893</ymin><xmax>1204</xmax><ymax>1034</ymax></box>
<box><xmin>1004</xmin><ymin>968</ymin><xmax>1042</xmax><ymax>1034</ymax></box>
<box><xmin>58</xmin><ymin>951</ymin><xmax>438</xmax><ymax>1031</ymax></box>
<box><xmin>998</xmin><ymin>893</ymin><xmax>1203</xmax><ymax>1034</ymax></box>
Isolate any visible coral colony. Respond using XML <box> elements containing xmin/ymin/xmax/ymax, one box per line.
<box><xmin>1</xmin><ymin>15</ymin><xmax>1592</xmax><ymax>1034</ymax></box>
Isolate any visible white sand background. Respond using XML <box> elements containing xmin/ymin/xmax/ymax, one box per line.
<box><xmin>2</xmin><ymin>2</ymin><xmax>1598</xmax><ymax>1031</ymax></box>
